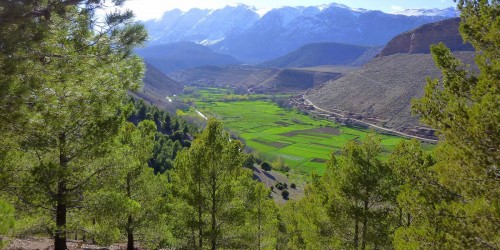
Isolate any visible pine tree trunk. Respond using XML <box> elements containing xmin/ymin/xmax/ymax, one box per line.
<box><xmin>55</xmin><ymin>133</ymin><xmax>68</xmax><ymax>250</ymax></box>
<box><xmin>354</xmin><ymin>218</ymin><xmax>359</xmax><ymax>249</ymax></box>
<box><xmin>126</xmin><ymin>175</ymin><xmax>134</xmax><ymax>250</ymax></box>
<box><xmin>211</xmin><ymin>173</ymin><xmax>217</xmax><ymax>250</ymax></box>
<box><xmin>127</xmin><ymin>216</ymin><xmax>134</xmax><ymax>250</ymax></box>
<box><xmin>361</xmin><ymin>198</ymin><xmax>369</xmax><ymax>250</ymax></box>
<box><xmin>54</xmin><ymin>182</ymin><xmax>67</xmax><ymax>250</ymax></box>
<box><xmin>198</xmin><ymin>182</ymin><xmax>203</xmax><ymax>250</ymax></box>
<box><xmin>258</xmin><ymin>198</ymin><xmax>262</xmax><ymax>250</ymax></box>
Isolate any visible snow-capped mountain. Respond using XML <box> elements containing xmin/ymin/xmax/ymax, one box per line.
<box><xmin>144</xmin><ymin>4</ymin><xmax>259</xmax><ymax>46</ymax></box>
<box><xmin>143</xmin><ymin>3</ymin><xmax>459</xmax><ymax>62</ymax></box>
<box><xmin>393</xmin><ymin>7</ymin><xmax>458</xmax><ymax>17</ymax></box>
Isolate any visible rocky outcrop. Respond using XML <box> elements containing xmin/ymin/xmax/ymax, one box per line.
<box><xmin>378</xmin><ymin>18</ymin><xmax>474</xmax><ymax>57</ymax></box>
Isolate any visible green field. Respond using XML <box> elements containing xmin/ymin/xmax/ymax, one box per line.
<box><xmin>182</xmin><ymin>88</ymin><xmax>409</xmax><ymax>175</ymax></box>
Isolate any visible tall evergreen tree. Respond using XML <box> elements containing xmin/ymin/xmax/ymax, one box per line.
<box><xmin>292</xmin><ymin>133</ymin><xmax>393</xmax><ymax>249</ymax></box>
<box><xmin>410</xmin><ymin>0</ymin><xmax>499</xmax><ymax>248</ymax></box>
<box><xmin>86</xmin><ymin>121</ymin><xmax>171</xmax><ymax>249</ymax></box>
<box><xmin>172</xmin><ymin>118</ymin><xmax>250</xmax><ymax>249</ymax></box>
<box><xmin>0</xmin><ymin>1</ymin><xmax>147</xmax><ymax>249</ymax></box>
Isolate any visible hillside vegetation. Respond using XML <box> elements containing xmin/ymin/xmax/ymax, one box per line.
<box><xmin>0</xmin><ymin>1</ymin><xmax>498</xmax><ymax>250</ymax></box>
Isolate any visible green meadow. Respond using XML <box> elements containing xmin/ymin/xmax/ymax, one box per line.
<box><xmin>182</xmin><ymin>88</ymin><xmax>410</xmax><ymax>175</ymax></box>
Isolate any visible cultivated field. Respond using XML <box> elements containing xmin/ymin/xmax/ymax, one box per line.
<box><xmin>182</xmin><ymin>88</ymin><xmax>408</xmax><ymax>175</ymax></box>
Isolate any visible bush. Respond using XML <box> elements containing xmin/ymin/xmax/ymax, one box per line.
<box><xmin>290</xmin><ymin>183</ymin><xmax>296</xmax><ymax>189</ymax></box>
<box><xmin>270</xmin><ymin>186</ymin><xmax>274</xmax><ymax>192</ymax></box>
<box><xmin>243</xmin><ymin>155</ymin><xmax>255</xmax><ymax>169</ymax></box>
<box><xmin>281</xmin><ymin>190</ymin><xmax>290</xmax><ymax>200</ymax></box>
<box><xmin>261</xmin><ymin>162</ymin><xmax>272</xmax><ymax>171</ymax></box>
<box><xmin>279</xmin><ymin>165</ymin><xmax>291</xmax><ymax>172</ymax></box>
<box><xmin>275</xmin><ymin>182</ymin><xmax>285</xmax><ymax>191</ymax></box>
<box><xmin>255</xmin><ymin>157</ymin><xmax>263</xmax><ymax>164</ymax></box>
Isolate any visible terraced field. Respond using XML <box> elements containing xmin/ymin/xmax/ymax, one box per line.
<box><xmin>183</xmin><ymin>88</ymin><xmax>407</xmax><ymax>175</ymax></box>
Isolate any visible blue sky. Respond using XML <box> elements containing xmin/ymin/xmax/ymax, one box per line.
<box><xmin>122</xmin><ymin>0</ymin><xmax>457</xmax><ymax>20</ymax></box>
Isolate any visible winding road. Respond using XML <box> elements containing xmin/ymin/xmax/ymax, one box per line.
<box><xmin>304</xmin><ymin>96</ymin><xmax>438</xmax><ymax>143</ymax></box>
<box><xmin>195</xmin><ymin>108</ymin><xmax>208</xmax><ymax>120</ymax></box>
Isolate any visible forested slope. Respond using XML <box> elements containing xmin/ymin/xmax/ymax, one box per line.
<box><xmin>0</xmin><ymin>1</ymin><xmax>497</xmax><ymax>250</ymax></box>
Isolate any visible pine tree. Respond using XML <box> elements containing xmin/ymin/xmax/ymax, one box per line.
<box><xmin>293</xmin><ymin>133</ymin><xmax>393</xmax><ymax>249</ymax></box>
<box><xmin>86</xmin><ymin>121</ymin><xmax>171</xmax><ymax>249</ymax></box>
<box><xmin>245</xmin><ymin>182</ymin><xmax>278</xmax><ymax>250</ymax></box>
<box><xmin>410</xmin><ymin>0</ymin><xmax>499</xmax><ymax>248</ymax></box>
<box><xmin>0</xmin><ymin>1</ymin><xmax>147</xmax><ymax>249</ymax></box>
<box><xmin>172</xmin><ymin>118</ymin><xmax>248</xmax><ymax>249</ymax></box>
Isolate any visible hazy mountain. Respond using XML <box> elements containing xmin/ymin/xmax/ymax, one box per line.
<box><xmin>135</xmin><ymin>42</ymin><xmax>239</xmax><ymax>74</ymax></box>
<box><xmin>144</xmin><ymin>3</ymin><xmax>458</xmax><ymax>62</ymax></box>
<box><xmin>168</xmin><ymin>65</ymin><xmax>349</xmax><ymax>93</ymax></box>
<box><xmin>260</xmin><ymin>42</ymin><xmax>381</xmax><ymax>68</ymax></box>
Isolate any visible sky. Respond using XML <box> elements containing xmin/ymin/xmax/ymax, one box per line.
<box><xmin>121</xmin><ymin>0</ymin><xmax>457</xmax><ymax>21</ymax></box>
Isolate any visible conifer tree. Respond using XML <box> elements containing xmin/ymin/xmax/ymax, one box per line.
<box><xmin>86</xmin><ymin>121</ymin><xmax>171</xmax><ymax>249</ymax></box>
<box><xmin>292</xmin><ymin>133</ymin><xmax>393</xmax><ymax>249</ymax></box>
<box><xmin>0</xmin><ymin>1</ymin><xmax>147</xmax><ymax>249</ymax></box>
<box><xmin>410</xmin><ymin>0</ymin><xmax>499</xmax><ymax>248</ymax></box>
<box><xmin>173</xmin><ymin>118</ymin><xmax>248</xmax><ymax>249</ymax></box>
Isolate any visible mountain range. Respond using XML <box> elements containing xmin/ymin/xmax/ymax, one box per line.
<box><xmin>135</xmin><ymin>42</ymin><xmax>239</xmax><ymax>74</ymax></box>
<box><xmin>260</xmin><ymin>42</ymin><xmax>380</xmax><ymax>68</ymax></box>
<box><xmin>169</xmin><ymin>65</ymin><xmax>349</xmax><ymax>93</ymax></box>
<box><xmin>143</xmin><ymin>3</ymin><xmax>458</xmax><ymax>62</ymax></box>
<box><xmin>307</xmin><ymin>17</ymin><xmax>476</xmax><ymax>133</ymax></box>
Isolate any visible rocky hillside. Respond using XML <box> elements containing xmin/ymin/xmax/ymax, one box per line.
<box><xmin>135</xmin><ymin>42</ymin><xmax>239</xmax><ymax>74</ymax></box>
<box><xmin>378</xmin><ymin>18</ymin><xmax>473</xmax><ymax>56</ymax></box>
<box><xmin>260</xmin><ymin>42</ymin><xmax>380</xmax><ymax>68</ymax></box>
<box><xmin>306</xmin><ymin>52</ymin><xmax>476</xmax><ymax>132</ymax></box>
<box><xmin>142</xmin><ymin>63</ymin><xmax>184</xmax><ymax>95</ymax></box>
<box><xmin>133</xmin><ymin>63</ymin><xmax>186</xmax><ymax>113</ymax></box>
<box><xmin>144</xmin><ymin>4</ymin><xmax>457</xmax><ymax>62</ymax></box>
<box><xmin>169</xmin><ymin>65</ymin><xmax>349</xmax><ymax>93</ymax></box>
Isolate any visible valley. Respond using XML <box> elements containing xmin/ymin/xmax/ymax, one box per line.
<box><xmin>2</xmin><ymin>0</ymin><xmax>497</xmax><ymax>249</ymax></box>
<box><xmin>178</xmin><ymin>88</ymin><xmax>418</xmax><ymax>175</ymax></box>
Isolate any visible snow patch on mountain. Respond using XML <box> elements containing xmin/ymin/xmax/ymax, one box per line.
<box><xmin>393</xmin><ymin>7</ymin><xmax>458</xmax><ymax>17</ymax></box>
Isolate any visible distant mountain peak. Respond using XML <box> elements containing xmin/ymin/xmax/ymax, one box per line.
<box><xmin>392</xmin><ymin>7</ymin><xmax>458</xmax><ymax>17</ymax></box>
<box><xmin>144</xmin><ymin>2</ymin><xmax>459</xmax><ymax>62</ymax></box>
<box><xmin>318</xmin><ymin>3</ymin><xmax>350</xmax><ymax>11</ymax></box>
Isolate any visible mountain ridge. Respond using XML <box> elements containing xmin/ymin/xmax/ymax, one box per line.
<box><xmin>135</xmin><ymin>42</ymin><xmax>239</xmax><ymax>74</ymax></box>
<box><xmin>144</xmin><ymin>3</ymin><xmax>458</xmax><ymax>62</ymax></box>
<box><xmin>260</xmin><ymin>42</ymin><xmax>381</xmax><ymax>68</ymax></box>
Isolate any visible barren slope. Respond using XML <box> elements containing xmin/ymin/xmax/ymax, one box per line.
<box><xmin>306</xmin><ymin>52</ymin><xmax>476</xmax><ymax>130</ymax></box>
<box><xmin>260</xmin><ymin>42</ymin><xmax>380</xmax><ymax>68</ymax></box>
<box><xmin>169</xmin><ymin>65</ymin><xmax>351</xmax><ymax>93</ymax></box>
